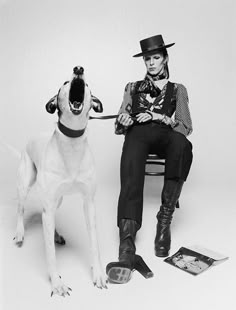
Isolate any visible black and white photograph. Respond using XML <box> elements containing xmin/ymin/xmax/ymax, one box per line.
<box><xmin>0</xmin><ymin>0</ymin><xmax>235</xmax><ymax>309</ymax></box>
<box><xmin>164</xmin><ymin>246</ymin><xmax>228</xmax><ymax>275</ymax></box>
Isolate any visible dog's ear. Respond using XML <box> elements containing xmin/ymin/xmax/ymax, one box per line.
<box><xmin>91</xmin><ymin>95</ymin><xmax>103</xmax><ymax>113</ymax></box>
<box><xmin>45</xmin><ymin>95</ymin><xmax>58</xmax><ymax>114</ymax></box>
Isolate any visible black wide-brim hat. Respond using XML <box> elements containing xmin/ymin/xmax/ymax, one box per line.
<box><xmin>133</xmin><ymin>34</ymin><xmax>175</xmax><ymax>57</ymax></box>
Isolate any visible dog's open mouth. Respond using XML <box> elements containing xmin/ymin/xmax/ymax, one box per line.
<box><xmin>69</xmin><ymin>76</ymin><xmax>85</xmax><ymax>115</ymax></box>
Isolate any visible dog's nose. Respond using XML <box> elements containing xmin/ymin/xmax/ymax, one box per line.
<box><xmin>73</xmin><ymin>66</ymin><xmax>84</xmax><ymax>75</ymax></box>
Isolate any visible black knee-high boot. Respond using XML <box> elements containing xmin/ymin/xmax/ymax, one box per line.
<box><xmin>155</xmin><ymin>179</ymin><xmax>184</xmax><ymax>257</ymax></box>
<box><xmin>106</xmin><ymin>219</ymin><xmax>153</xmax><ymax>284</ymax></box>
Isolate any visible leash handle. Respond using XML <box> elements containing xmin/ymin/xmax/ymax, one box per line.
<box><xmin>89</xmin><ymin>114</ymin><xmax>118</xmax><ymax>120</ymax></box>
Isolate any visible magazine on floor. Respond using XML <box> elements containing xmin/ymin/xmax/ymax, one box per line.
<box><xmin>164</xmin><ymin>245</ymin><xmax>229</xmax><ymax>276</ymax></box>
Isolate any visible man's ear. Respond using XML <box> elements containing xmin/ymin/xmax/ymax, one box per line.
<box><xmin>91</xmin><ymin>95</ymin><xmax>103</xmax><ymax>113</ymax></box>
<box><xmin>45</xmin><ymin>95</ymin><xmax>58</xmax><ymax>114</ymax></box>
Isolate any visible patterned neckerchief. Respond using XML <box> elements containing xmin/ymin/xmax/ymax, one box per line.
<box><xmin>147</xmin><ymin>82</ymin><xmax>168</xmax><ymax>111</ymax></box>
<box><xmin>134</xmin><ymin>72</ymin><xmax>167</xmax><ymax>98</ymax></box>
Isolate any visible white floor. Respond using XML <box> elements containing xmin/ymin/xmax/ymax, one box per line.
<box><xmin>0</xmin><ymin>153</ymin><xmax>235</xmax><ymax>310</ymax></box>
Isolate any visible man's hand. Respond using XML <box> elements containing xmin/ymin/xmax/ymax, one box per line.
<box><xmin>117</xmin><ymin>113</ymin><xmax>134</xmax><ymax>126</ymax></box>
<box><xmin>136</xmin><ymin>112</ymin><xmax>153</xmax><ymax>123</ymax></box>
<box><xmin>151</xmin><ymin>112</ymin><xmax>173</xmax><ymax>125</ymax></box>
<box><xmin>162</xmin><ymin>115</ymin><xmax>173</xmax><ymax>125</ymax></box>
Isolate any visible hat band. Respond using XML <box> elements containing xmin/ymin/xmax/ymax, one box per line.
<box><xmin>143</xmin><ymin>44</ymin><xmax>165</xmax><ymax>53</ymax></box>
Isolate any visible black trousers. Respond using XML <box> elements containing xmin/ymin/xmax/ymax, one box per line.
<box><xmin>117</xmin><ymin>122</ymin><xmax>193</xmax><ymax>227</ymax></box>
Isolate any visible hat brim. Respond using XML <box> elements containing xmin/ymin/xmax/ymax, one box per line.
<box><xmin>133</xmin><ymin>43</ymin><xmax>175</xmax><ymax>58</ymax></box>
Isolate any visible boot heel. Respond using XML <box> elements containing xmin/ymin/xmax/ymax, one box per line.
<box><xmin>134</xmin><ymin>255</ymin><xmax>154</xmax><ymax>279</ymax></box>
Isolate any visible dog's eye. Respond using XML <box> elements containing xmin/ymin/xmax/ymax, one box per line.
<box><xmin>63</xmin><ymin>81</ymin><xmax>69</xmax><ymax>85</ymax></box>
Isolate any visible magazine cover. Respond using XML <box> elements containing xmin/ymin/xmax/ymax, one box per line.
<box><xmin>164</xmin><ymin>246</ymin><xmax>229</xmax><ymax>276</ymax></box>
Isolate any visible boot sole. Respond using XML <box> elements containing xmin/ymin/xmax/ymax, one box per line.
<box><xmin>107</xmin><ymin>266</ymin><xmax>132</xmax><ymax>284</ymax></box>
<box><xmin>155</xmin><ymin>251</ymin><xmax>169</xmax><ymax>257</ymax></box>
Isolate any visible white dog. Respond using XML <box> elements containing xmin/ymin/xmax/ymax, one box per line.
<box><xmin>13</xmin><ymin>66</ymin><xmax>107</xmax><ymax>296</ymax></box>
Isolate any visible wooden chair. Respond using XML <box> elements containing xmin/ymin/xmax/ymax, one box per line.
<box><xmin>145</xmin><ymin>154</ymin><xmax>179</xmax><ymax>208</ymax></box>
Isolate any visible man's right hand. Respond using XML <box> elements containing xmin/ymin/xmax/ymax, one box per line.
<box><xmin>117</xmin><ymin>113</ymin><xmax>134</xmax><ymax>126</ymax></box>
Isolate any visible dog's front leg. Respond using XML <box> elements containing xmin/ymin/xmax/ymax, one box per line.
<box><xmin>42</xmin><ymin>204</ymin><xmax>71</xmax><ymax>297</ymax></box>
<box><xmin>83</xmin><ymin>196</ymin><xmax>108</xmax><ymax>289</ymax></box>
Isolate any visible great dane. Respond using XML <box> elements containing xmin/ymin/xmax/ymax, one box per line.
<box><xmin>13</xmin><ymin>66</ymin><xmax>108</xmax><ymax>296</ymax></box>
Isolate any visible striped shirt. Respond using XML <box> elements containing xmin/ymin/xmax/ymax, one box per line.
<box><xmin>115</xmin><ymin>80</ymin><xmax>193</xmax><ymax>137</ymax></box>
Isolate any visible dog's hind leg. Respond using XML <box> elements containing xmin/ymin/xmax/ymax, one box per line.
<box><xmin>83</xmin><ymin>191</ymin><xmax>108</xmax><ymax>289</ymax></box>
<box><xmin>54</xmin><ymin>197</ymin><xmax>66</xmax><ymax>245</ymax></box>
<box><xmin>14</xmin><ymin>151</ymin><xmax>36</xmax><ymax>247</ymax></box>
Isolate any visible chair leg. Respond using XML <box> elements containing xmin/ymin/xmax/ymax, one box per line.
<box><xmin>145</xmin><ymin>155</ymin><xmax>180</xmax><ymax>209</ymax></box>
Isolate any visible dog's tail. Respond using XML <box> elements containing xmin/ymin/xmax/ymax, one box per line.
<box><xmin>0</xmin><ymin>139</ymin><xmax>21</xmax><ymax>159</ymax></box>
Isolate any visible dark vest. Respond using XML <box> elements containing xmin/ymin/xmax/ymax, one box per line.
<box><xmin>131</xmin><ymin>81</ymin><xmax>176</xmax><ymax>118</ymax></box>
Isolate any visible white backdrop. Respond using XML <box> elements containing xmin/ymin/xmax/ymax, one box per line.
<box><xmin>0</xmin><ymin>0</ymin><xmax>235</xmax><ymax>189</ymax></box>
<box><xmin>0</xmin><ymin>0</ymin><xmax>235</xmax><ymax>309</ymax></box>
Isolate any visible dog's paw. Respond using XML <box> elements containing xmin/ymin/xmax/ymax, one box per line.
<box><xmin>50</xmin><ymin>275</ymin><xmax>72</xmax><ymax>297</ymax></box>
<box><xmin>92</xmin><ymin>266</ymin><xmax>108</xmax><ymax>289</ymax></box>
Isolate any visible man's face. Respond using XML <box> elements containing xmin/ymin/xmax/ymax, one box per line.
<box><xmin>143</xmin><ymin>52</ymin><xmax>167</xmax><ymax>76</ymax></box>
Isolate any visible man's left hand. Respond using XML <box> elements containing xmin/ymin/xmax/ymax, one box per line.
<box><xmin>136</xmin><ymin>112</ymin><xmax>153</xmax><ymax>123</ymax></box>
